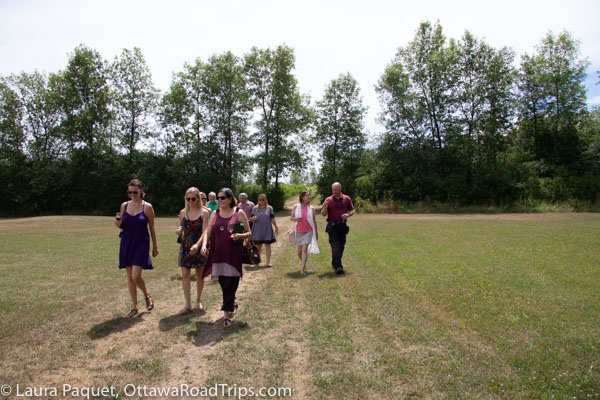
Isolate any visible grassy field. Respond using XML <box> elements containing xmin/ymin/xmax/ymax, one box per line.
<box><xmin>0</xmin><ymin>212</ymin><xmax>598</xmax><ymax>399</ymax></box>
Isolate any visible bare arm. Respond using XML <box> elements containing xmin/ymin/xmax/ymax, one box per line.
<box><xmin>176</xmin><ymin>209</ymin><xmax>184</xmax><ymax>235</ymax></box>
<box><xmin>321</xmin><ymin>200</ymin><xmax>329</xmax><ymax>217</ymax></box>
<box><xmin>146</xmin><ymin>203</ymin><xmax>159</xmax><ymax>257</ymax></box>
<box><xmin>312</xmin><ymin>206</ymin><xmax>318</xmax><ymax>240</ymax></box>
<box><xmin>115</xmin><ymin>201</ymin><xmax>127</xmax><ymax>228</ymax></box>
<box><xmin>232</xmin><ymin>210</ymin><xmax>252</xmax><ymax>241</ymax></box>
<box><xmin>191</xmin><ymin>210</ymin><xmax>214</xmax><ymax>256</ymax></box>
<box><xmin>271</xmin><ymin>207</ymin><xmax>279</xmax><ymax>235</ymax></box>
<box><xmin>290</xmin><ymin>205</ymin><xmax>300</xmax><ymax>221</ymax></box>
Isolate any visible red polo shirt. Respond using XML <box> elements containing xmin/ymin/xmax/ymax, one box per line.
<box><xmin>325</xmin><ymin>194</ymin><xmax>354</xmax><ymax>222</ymax></box>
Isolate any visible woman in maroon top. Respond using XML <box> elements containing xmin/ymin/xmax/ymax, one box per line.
<box><xmin>191</xmin><ymin>188</ymin><xmax>251</xmax><ymax>328</ymax></box>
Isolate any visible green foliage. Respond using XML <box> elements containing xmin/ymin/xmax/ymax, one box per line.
<box><xmin>245</xmin><ymin>45</ymin><xmax>312</xmax><ymax>193</ymax></box>
<box><xmin>1</xmin><ymin>28</ymin><xmax>599</xmax><ymax>217</ymax></box>
<box><xmin>314</xmin><ymin>73</ymin><xmax>366</xmax><ymax>200</ymax></box>
<box><xmin>110</xmin><ymin>47</ymin><xmax>159</xmax><ymax>159</ymax></box>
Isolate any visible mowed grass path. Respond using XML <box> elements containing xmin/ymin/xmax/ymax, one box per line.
<box><xmin>0</xmin><ymin>213</ymin><xmax>598</xmax><ymax>399</ymax></box>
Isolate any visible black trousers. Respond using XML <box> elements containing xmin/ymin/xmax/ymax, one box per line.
<box><xmin>218</xmin><ymin>275</ymin><xmax>240</xmax><ymax>312</ymax></box>
<box><xmin>326</xmin><ymin>221</ymin><xmax>348</xmax><ymax>270</ymax></box>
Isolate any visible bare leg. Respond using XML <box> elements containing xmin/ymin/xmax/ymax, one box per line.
<box><xmin>301</xmin><ymin>244</ymin><xmax>309</xmax><ymax>274</ymax></box>
<box><xmin>131</xmin><ymin>266</ymin><xmax>152</xmax><ymax>310</ymax></box>
<box><xmin>125</xmin><ymin>266</ymin><xmax>138</xmax><ymax>311</ymax></box>
<box><xmin>296</xmin><ymin>245</ymin><xmax>302</xmax><ymax>261</ymax></box>
<box><xmin>180</xmin><ymin>267</ymin><xmax>192</xmax><ymax>313</ymax></box>
<box><xmin>195</xmin><ymin>267</ymin><xmax>205</xmax><ymax>310</ymax></box>
<box><xmin>265</xmin><ymin>243</ymin><xmax>272</xmax><ymax>266</ymax></box>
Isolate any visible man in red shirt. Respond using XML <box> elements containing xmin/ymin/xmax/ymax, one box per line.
<box><xmin>321</xmin><ymin>182</ymin><xmax>355</xmax><ymax>274</ymax></box>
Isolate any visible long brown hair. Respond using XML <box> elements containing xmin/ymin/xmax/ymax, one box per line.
<box><xmin>299</xmin><ymin>190</ymin><xmax>311</xmax><ymax>205</ymax></box>
<box><xmin>127</xmin><ymin>179</ymin><xmax>145</xmax><ymax>199</ymax></box>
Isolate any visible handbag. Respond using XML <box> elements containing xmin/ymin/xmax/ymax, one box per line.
<box><xmin>177</xmin><ymin>234</ymin><xmax>182</xmax><ymax>243</ymax></box>
<box><xmin>242</xmin><ymin>238</ymin><xmax>261</xmax><ymax>265</ymax></box>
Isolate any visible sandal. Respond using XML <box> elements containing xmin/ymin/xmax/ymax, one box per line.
<box><xmin>124</xmin><ymin>308</ymin><xmax>138</xmax><ymax>319</ymax></box>
<box><xmin>195</xmin><ymin>302</ymin><xmax>204</xmax><ymax>311</ymax></box>
<box><xmin>232</xmin><ymin>302</ymin><xmax>239</xmax><ymax>315</ymax></box>
<box><xmin>223</xmin><ymin>318</ymin><xmax>232</xmax><ymax>328</ymax></box>
<box><xmin>145</xmin><ymin>295</ymin><xmax>154</xmax><ymax>311</ymax></box>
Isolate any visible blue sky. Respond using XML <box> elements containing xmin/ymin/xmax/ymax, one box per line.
<box><xmin>1</xmin><ymin>0</ymin><xmax>599</xmax><ymax>134</ymax></box>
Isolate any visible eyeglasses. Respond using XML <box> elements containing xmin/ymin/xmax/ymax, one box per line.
<box><xmin>201</xmin><ymin>198</ymin><xmax>207</xmax><ymax>201</ymax></box>
<box><xmin>127</xmin><ymin>191</ymin><xmax>139</xmax><ymax>195</ymax></box>
<box><xmin>186</xmin><ymin>197</ymin><xmax>197</xmax><ymax>202</ymax></box>
<box><xmin>259</xmin><ymin>199</ymin><xmax>265</xmax><ymax>201</ymax></box>
<box><xmin>217</xmin><ymin>196</ymin><xmax>227</xmax><ymax>200</ymax></box>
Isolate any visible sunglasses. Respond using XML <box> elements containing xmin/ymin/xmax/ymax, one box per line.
<box><xmin>201</xmin><ymin>198</ymin><xmax>207</xmax><ymax>201</ymax></box>
<box><xmin>127</xmin><ymin>191</ymin><xmax>139</xmax><ymax>195</ymax></box>
<box><xmin>259</xmin><ymin>199</ymin><xmax>265</xmax><ymax>201</ymax></box>
<box><xmin>186</xmin><ymin>197</ymin><xmax>197</xmax><ymax>202</ymax></box>
<box><xmin>217</xmin><ymin>196</ymin><xmax>227</xmax><ymax>200</ymax></box>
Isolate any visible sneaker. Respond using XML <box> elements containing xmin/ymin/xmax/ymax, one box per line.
<box><xmin>336</xmin><ymin>267</ymin><xmax>344</xmax><ymax>274</ymax></box>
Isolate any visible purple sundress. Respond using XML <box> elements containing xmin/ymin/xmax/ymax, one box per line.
<box><xmin>118</xmin><ymin>201</ymin><xmax>153</xmax><ymax>269</ymax></box>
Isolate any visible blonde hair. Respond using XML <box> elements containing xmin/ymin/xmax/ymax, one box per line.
<box><xmin>255</xmin><ymin>193</ymin><xmax>270</xmax><ymax>210</ymax></box>
<box><xmin>184</xmin><ymin>187</ymin><xmax>202</xmax><ymax>214</ymax></box>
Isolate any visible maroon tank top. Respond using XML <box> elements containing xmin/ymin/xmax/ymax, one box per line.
<box><xmin>203</xmin><ymin>209</ymin><xmax>243</xmax><ymax>277</ymax></box>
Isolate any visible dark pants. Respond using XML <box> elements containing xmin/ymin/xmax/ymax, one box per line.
<box><xmin>326</xmin><ymin>221</ymin><xmax>348</xmax><ymax>270</ymax></box>
<box><xmin>218</xmin><ymin>275</ymin><xmax>240</xmax><ymax>312</ymax></box>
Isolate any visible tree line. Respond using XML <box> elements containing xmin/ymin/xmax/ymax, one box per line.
<box><xmin>1</xmin><ymin>21</ymin><xmax>599</xmax><ymax>216</ymax></box>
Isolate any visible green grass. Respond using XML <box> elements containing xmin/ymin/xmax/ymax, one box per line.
<box><xmin>0</xmin><ymin>213</ymin><xmax>598</xmax><ymax>398</ymax></box>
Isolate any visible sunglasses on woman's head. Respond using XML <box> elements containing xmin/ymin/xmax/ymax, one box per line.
<box><xmin>217</xmin><ymin>196</ymin><xmax>227</xmax><ymax>200</ymax></box>
<box><xmin>127</xmin><ymin>191</ymin><xmax>139</xmax><ymax>195</ymax></box>
<box><xmin>186</xmin><ymin>197</ymin><xmax>197</xmax><ymax>202</ymax></box>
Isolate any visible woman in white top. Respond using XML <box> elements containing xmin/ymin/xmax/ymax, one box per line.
<box><xmin>290</xmin><ymin>190</ymin><xmax>319</xmax><ymax>275</ymax></box>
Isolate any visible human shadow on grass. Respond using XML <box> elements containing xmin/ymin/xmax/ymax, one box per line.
<box><xmin>170</xmin><ymin>274</ymin><xmax>200</xmax><ymax>282</ymax></box>
<box><xmin>88</xmin><ymin>313</ymin><xmax>146</xmax><ymax>339</ymax></box>
<box><xmin>244</xmin><ymin>264</ymin><xmax>271</xmax><ymax>272</ymax></box>
<box><xmin>317</xmin><ymin>271</ymin><xmax>350</xmax><ymax>279</ymax></box>
<box><xmin>285</xmin><ymin>271</ymin><xmax>316</xmax><ymax>279</ymax></box>
<box><xmin>159</xmin><ymin>308</ymin><xmax>206</xmax><ymax>332</ymax></box>
<box><xmin>186</xmin><ymin>319</ymin><xmax>250</xmax><ymax>347</ymax></box>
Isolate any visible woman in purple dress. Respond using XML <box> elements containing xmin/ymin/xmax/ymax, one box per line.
<box><xmin>115</xmin><ymin>179</ymin><xmax>159</xmax><ymax>318</ymax></box>
<box><xmin>191</xmin><ymin>188</ymin><xmax>251</xmax><ymax>328</ymax></box>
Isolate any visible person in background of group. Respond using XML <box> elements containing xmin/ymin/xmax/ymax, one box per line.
<box><xmin>249</xmin><ymin>193</ymin><xmax>278</xmax><ymax>267</ymax></box>
<box><xmin>176</xmin><ymin>187</ymin><xmax>209</xmax><ymax>315</ymax></box>
<box><xmin>291</xmin><ymin>190</ymin><xmax>319</xmax><ymax>275</ymax></box>
<box><xmin>191</xmin><ymin>188</ymin><xmax>251</xmax><ymax>328</ymax></box>
<box><xmin>207</xmin><ymin>192</ymin><xmax>219</xmax><ymax>212</ymax></box>
<box><xmin>237</xmin><ymin>193</ymin><xmax>255</xmax><ymax>230</ymax></box>
<box><xmin>115</xmin><ymin>179</ymin><xmax>159</xmax><ymax>318</ymax></box>
<box><xmin>199</xmin><ymin>191</ymin><xmax>212</xmax><ymax>213</ymax></box>
<box><xmin>321</xmin><ymin>182</ymin><xmax>354</xmax><ymax>274</ymax></box>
